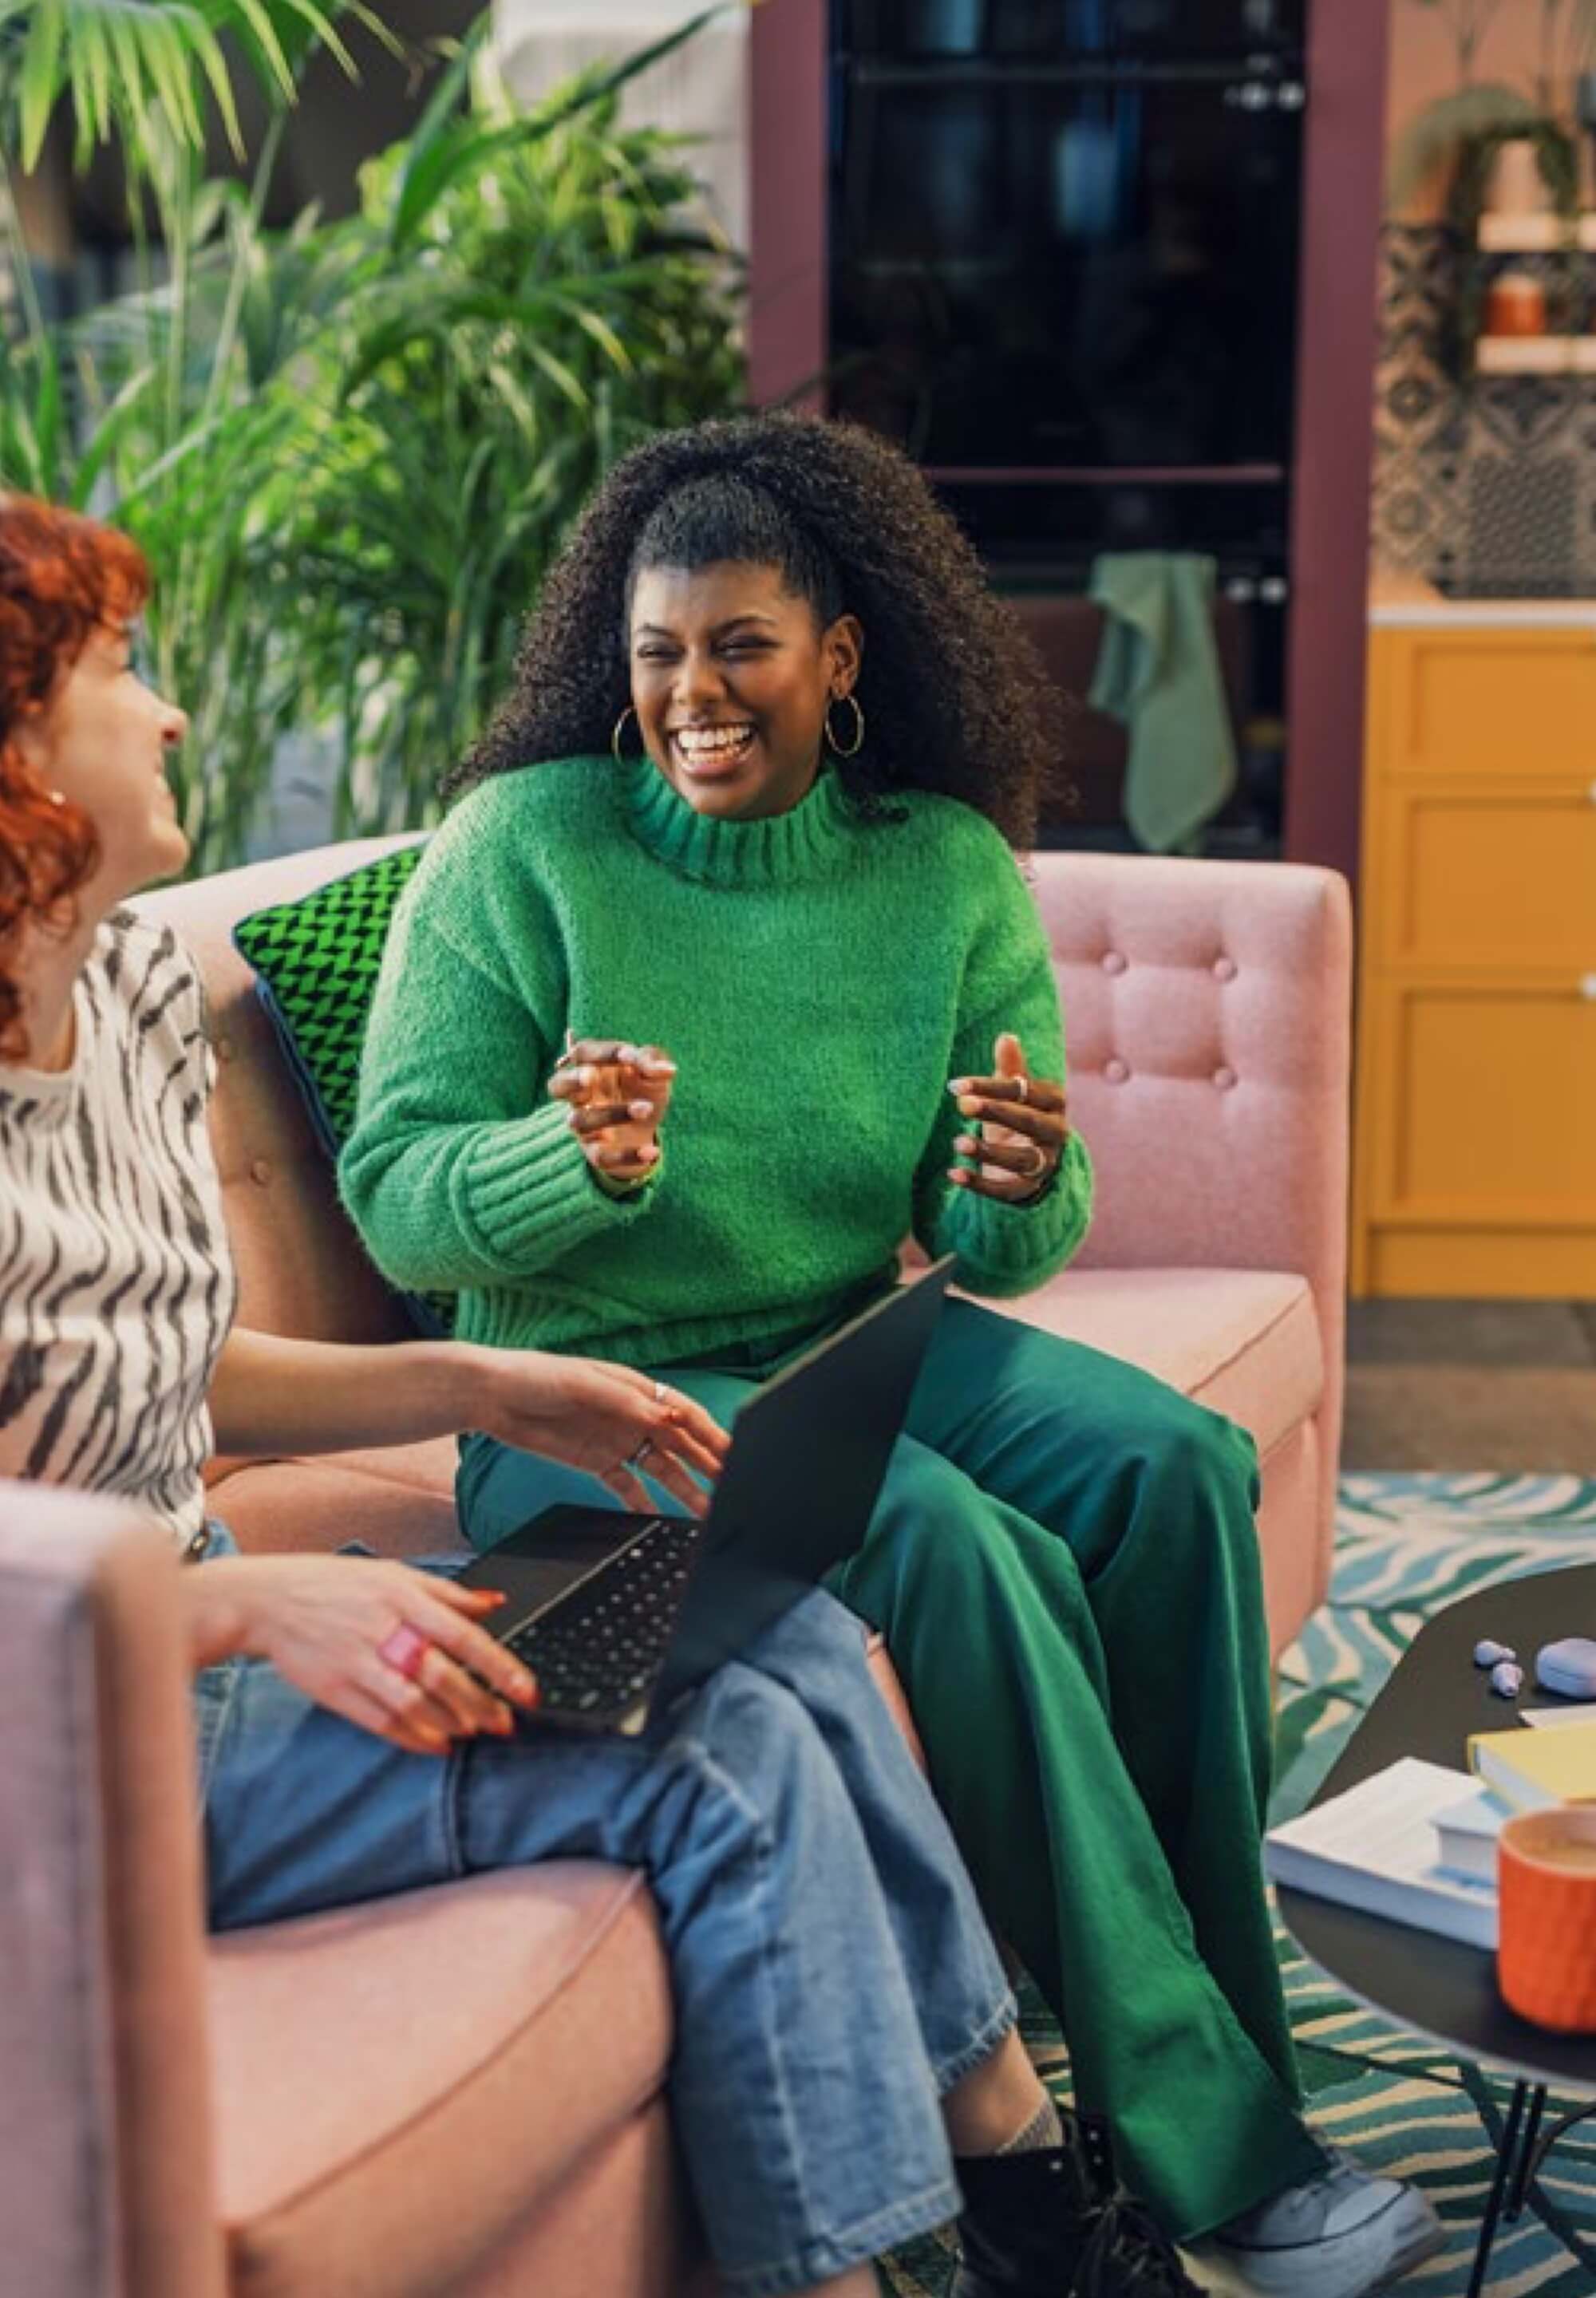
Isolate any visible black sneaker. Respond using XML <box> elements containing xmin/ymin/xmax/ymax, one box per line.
<box><xmin>1072</xmin><ymin>2197</ymin><xmax>1207</xmax><ymax>2297</ymax></box>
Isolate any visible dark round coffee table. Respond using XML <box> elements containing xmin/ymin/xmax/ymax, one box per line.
<box><xmin>1274</xmin><ymin>1564</ymin><xmax>1596</xmax><ymax>2295</ymax></box>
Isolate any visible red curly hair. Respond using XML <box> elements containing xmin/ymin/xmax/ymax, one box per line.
<box><xmin>0</xmin><ymin>496</ymin><xmax>148</xmax><ymax>1061</ymax></box>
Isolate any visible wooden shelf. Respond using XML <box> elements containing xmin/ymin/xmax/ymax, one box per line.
<box><xmin>1477</xmin><ymin>213</ymin><xmax>1596</xmax><ymax>252</ymax></box>
<box><xmin>1475</xmin><ymin>334</ymin><xmax>1596</xmax><ymax>373</ymax></box>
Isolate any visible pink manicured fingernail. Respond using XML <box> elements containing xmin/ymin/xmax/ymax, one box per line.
<box><xmin>629</xmin><ymin>1100</ymin><xmax>653</xmax><ymax>1120</ymax></box>
<box><xmin>948</xmin><ymin>1078</ymin><xmax>971</xmax><ymax>1096</ymax></box>
<box><xmin>958</xmin><ymin>1096</ymin><xmax>982</xmax><ymax>1117</ymax></box>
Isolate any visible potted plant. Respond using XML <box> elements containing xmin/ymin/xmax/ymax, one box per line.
<box><xmin>0</xmin><ymin>2</ymin><xmax>751</xmax><ymax>870</ymax></box>
<box><xmin>1388</xmin><ymin>1</ymin><xmax>1596</xmax><ymax>208</ymax></box>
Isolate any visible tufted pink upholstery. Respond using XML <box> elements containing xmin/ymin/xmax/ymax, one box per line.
<box><xmin>1029</xmin><ymin>851</ymin><xmax>1352</xmax><ymax>1639</ymax></box>
<box><xmin>0</xmin><ymin>839</ymin><xmax>1348</xmax><ymax>2298</ymax></box>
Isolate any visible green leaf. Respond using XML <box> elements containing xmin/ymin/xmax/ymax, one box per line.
<box><xmin>18</xmin><ymin>0</ymin><xmax>65</xmax><ymax>172</ymax></box>
<box><xmin>1387</xmin><ymin>81</ymin><xmax>1540</xmax><ymax>211</ymax></box>
<box><xmin>31</xmin><ymin>335</ymin><xmax>63</xmax><ymax>492</ymax></box>
<box><xmin>388</xmin><ymin>14</ymin><xmax>492</xmax><ymax>248</ymax></box>
<box><xmin>185</xmin><ymin>15</ymin><xmax>247</xmax><ymax>162</ymax></box>
<box><xmin>223</xmin><ymin>0</ymin><xmax>298</xmax><ymax>102</ymax></box>
<box><xmin>67</xmin><ymin>360</ymin><xmax>160</xmax><ymax>507</ymax></box>
<box><xmin>75</xmin><ymin>14</ymin><xmax>113</xmax><ymax>156</ymax></box>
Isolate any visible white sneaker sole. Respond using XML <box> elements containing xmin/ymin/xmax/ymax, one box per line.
<box><xmin>1199</xmin><ymin>2185</ymin><xmax>1447</xmax><ymax>2298</ymax></box>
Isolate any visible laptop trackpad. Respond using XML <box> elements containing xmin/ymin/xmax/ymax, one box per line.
<box><xmin>464</xmin><ymin>1508</ymin><xmax>638</xmax><ymax>1619</ymax></box>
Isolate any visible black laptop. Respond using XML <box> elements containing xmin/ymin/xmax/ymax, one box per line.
<box><xmin>456</xmin><ymin>1260</ymin><xmax>954</xmax><ymax>1735</ymax></box>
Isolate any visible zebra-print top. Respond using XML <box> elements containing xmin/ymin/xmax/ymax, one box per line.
<box><xmin>0</xmin><ymin>910</ymin><xmax>238</xmax><ymax>1548</ymax></box>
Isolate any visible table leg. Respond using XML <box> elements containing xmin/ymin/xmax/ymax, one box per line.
<box><xmin>1468</xmin><ymin>2080</ymin><xmax>1531</xmax><ymax>2298</ymax></box>
<box><xmin>1507</xmin><ymin>2085</ymin><xmax>1548</xmax><ymax>2220</ymax></box>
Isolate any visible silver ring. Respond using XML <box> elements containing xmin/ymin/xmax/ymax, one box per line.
<box><xmin>626</xmin><ymin>1436</ymin><xmax>655</xmax><ymax>1471</ymax></box>
<box><xmin>1013</xmin><ymin>1075</ymin><xmax>1029</xmax><ymax>1104</ymax></box>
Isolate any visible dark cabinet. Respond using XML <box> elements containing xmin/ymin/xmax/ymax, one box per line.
<box><xmin>831</xmin><ymin>65</ymin><xmax>1303</xmax><ymax>474</ymax></box>
<box><xmin>750</xmin><ymin>0</ymin><xmax>1391</xmax><ymax>880</ymax></box>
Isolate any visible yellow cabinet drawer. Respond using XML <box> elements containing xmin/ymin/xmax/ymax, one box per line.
<box><xmin>1376</xmin><ymin>629</ymin><xmax>1596</xmax><ymax>780</ymax></box>
<box><xmin>1367</xmin><ymin>981</ymin><xmax>1596</xmax><ymax>1223</ymax></box>
<box><xmin>1378</xmin><ymin>788</ymin><xmax>1596</xmax><ymax>969</ymax></box>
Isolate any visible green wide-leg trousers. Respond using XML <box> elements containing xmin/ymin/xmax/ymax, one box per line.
<box><xmin>456</xmin><ymin>1297</ymin><xmax>1324</xmax><ymax>2241</ymax></box>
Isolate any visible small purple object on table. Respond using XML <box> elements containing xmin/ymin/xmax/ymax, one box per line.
<box><xmin>1489</xmin><ymin>1660</ymin><xmax>1524</xmax><ymax>1699</ymax></box>
<box><xmin>1474</xmin><ymin>1639</ymin><xmax>1516</xmax><ymax>1669</ymax></box>
<box><xmin>1537</xmin><ymin>1637</ymin><xmax>1596</xmax><ymax>1698</ymax></box>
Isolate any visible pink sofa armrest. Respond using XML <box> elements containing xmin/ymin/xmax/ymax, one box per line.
<box><xmin>0</xmin><ymin>1486</ymin><xmax>225</xmax><ymax>2298</ymax></box>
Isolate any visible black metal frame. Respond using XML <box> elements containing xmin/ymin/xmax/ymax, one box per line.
<box><xmin>1468</xmin><ymin>2079</ymin><xmax>1596</xmax><ymax>2296</ymax></box>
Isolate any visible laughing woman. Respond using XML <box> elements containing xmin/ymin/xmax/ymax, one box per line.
<box><xmin>342</xmin><ymin>416</ymin><xmax>1443</xmax><ymax>2298</ymax></box>
<box><xmin>0</xmin><ymin>490</ymin><xmax>1194</xmax><ymax>2298</ymax></box>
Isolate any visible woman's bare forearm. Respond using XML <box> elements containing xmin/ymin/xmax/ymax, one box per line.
<box><xmin>207</xmin><ymin>1327</ymin><xmax>483</xmax><ymax>1458</ymax></box>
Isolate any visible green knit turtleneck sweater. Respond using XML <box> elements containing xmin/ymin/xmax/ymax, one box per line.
<box><xmin>341</xmin><ymin>756</ymin><xmax>1093</xmax><ymax>1368</ymax></box>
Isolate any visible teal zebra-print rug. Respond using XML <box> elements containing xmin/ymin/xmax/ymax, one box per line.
<box><xmin>883</xmin><ymin>1473</ymin><xmax>1596</xmax><ymax>2297</ymax></box>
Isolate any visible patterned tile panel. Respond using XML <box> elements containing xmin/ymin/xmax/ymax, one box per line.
<box><xmin>1373</xmin><ymin>223</ymin><xmax>1596</xmax><ymax>594</ymax></box>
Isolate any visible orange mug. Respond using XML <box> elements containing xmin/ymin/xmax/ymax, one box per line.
<box><xmin>1498</xmin><ymin>1803</ymin><xmax>1596</xmax><ymax>2031</ymax></box>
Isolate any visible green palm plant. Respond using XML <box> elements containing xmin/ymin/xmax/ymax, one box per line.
<box><xmin>0</xmin><ymin>0</ymin><xmax>401</xmax><ymax>869</ymax></box>
<box><xmin>0</xmin><ymin>1</ymin><xmax>752</xmax><ymax>870</ymax></box>
<box><xmin>272</xmin><ymin>31</ymin><xmax>745</xmax><ymax>836</ymax></box>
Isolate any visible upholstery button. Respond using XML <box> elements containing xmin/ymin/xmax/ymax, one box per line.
<box><xmin>1212</xmin><ymin>957</ymin><xmax>1236</xmax><ymax>983</ymax></box>
<box><xmin>1212</xmin><ymin>1065</ymin><xmax>1237</xmax><ymax>1092</ymax></box>
<box><xmin>1100</xmin><ymin>950</ymin><xmax>1128</xmax><ymax>977</ymax></box>
<box><xmin>250</xmin><ymin>1158</ymin><xmax>272</xmax><ymax>1186</ymax></box>
<box><xmin>1104</xmin><ymin>1057</ymin><xmax>1130</xmax><ymax>1084</ymax></box>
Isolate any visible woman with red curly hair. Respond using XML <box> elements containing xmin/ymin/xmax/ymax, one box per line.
<box><xmin>0</xmin><ymin>495</ymin><xmax>148</xmax><ymax>1060</ymax></box>
<box><xmin>0</xmin><ymin>495</ymin><xmax>1104</xmax><ymax>2298</ymax></box>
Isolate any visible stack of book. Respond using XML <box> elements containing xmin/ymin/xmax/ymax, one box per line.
<box><xmin>1264</xmin><ymin>1720</ymin><xmax>1596</xmax><ymax>1949</ymax></box>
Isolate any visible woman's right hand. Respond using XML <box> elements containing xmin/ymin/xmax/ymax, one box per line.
<box><xmin>548</xmin><ymin>1038</ymin><xmax>675</xmax><ymax>1184</ymax></box>
<box><xmin>185</xmin><ymin>1554</ymin><xmax>541</xmax><ymax>1756</ymax></box>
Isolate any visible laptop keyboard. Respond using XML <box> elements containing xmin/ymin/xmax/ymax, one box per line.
<box><xmin>504</xmin><ymin>1518</ymin><xmax>701</xmax><ymax>1716</ymax></box>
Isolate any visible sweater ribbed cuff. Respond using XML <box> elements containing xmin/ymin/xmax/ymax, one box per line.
<box><xmin>942</xmin><ymin>1135</ymin><xmax>1092</xmax><ymax>1299</ymax></box>
<box><xmin>460</xmin><ymin>1099</ymin><xmax>657</xmax><ymax>1273</ymax></box>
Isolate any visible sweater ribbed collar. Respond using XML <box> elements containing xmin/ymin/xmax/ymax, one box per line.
<box><xmin>619</xmin><ymin>756</ymin><xmax>856</xmax><ymax>887</ymax></box>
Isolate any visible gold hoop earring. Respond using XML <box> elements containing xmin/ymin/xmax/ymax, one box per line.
<box><xmin>611</xmin><ymin>705</ymin><xmax>641</xmax><ymax>766</ymax></box>
<box><xmin>824</xmin><ymin>693</ymin><xmax>865</xmax><ymax>759</ymax></box>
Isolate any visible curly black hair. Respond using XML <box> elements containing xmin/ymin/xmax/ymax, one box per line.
<box><xmin>443</xmin><ymin>412</ymin><xmax>1066</xmax><ymax>847</ymax></box>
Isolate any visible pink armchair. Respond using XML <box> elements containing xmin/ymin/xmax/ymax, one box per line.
<box><xmin>0</xmin><ymin>840</ymin><xmax>1349</xmax><ymax>2297</ymax></box>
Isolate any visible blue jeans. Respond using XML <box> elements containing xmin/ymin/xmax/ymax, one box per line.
<box><xmin>194</xmin><ymin>1531</ymin><xmax>1014</xmax><ymax>2298</ymax></box>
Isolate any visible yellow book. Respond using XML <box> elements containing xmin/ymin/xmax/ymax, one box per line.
<box><xmin>1467</xmin><ymin>1720</ymin><xmax>1596</xmax><ymax>1812</ymax></box>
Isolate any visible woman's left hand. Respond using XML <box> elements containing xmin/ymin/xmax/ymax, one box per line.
<box><xmin>469</xmin><ymin>1347</ymin><xmax>731</xmax><ymax>1513</ymax></box>
<box><xmin>948</xmin><ymin>1031</ymin><xmax>1069</xmax><ymax>1205</ymax></box>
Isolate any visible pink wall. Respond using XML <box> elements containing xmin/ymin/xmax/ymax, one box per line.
<box><xmin>747</xmin><ymin>0</ymin><xmax>826</xmax><ymax>409</ymax></box>
<box><xmin>1285</xmin><ymin>0</ymin><xmax>1393</xmax><ymax>883</ymax></box>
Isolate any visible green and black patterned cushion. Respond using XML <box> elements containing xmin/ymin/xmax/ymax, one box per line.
<box><xmin>231</xmin><ymin>844</ymin><xmax>454</xmax><ymax>1333</ymax></box>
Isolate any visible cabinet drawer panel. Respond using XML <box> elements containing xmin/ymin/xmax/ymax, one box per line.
<box><xmin>1386</xmin><ymin>791</ymin><xmax>1596</xmax><ymax>968</ymax></box>
<box><xmin>1391</xmin><ymin>632</ymin><xmax>1596</xmax><ymax>779</ymax></box>
<box><xmin>1381</xmin><ymin>985</ymin><xmax>1596</xmax><ymax>1217</ymax></box>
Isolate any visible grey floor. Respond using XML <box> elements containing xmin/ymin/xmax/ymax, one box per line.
<box><xmin>1342</xmin><ymin>1301</ymin><xmax>1596</xmax><ymax>1475</ymax></box>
